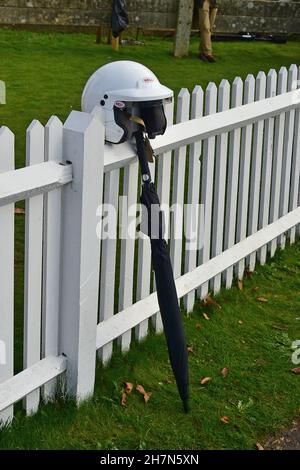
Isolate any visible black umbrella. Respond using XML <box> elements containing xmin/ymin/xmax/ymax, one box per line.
<box><xmin>135</xmin><ymin>129</ymin><xmax>189</xmax><ymax>413</ymax></box>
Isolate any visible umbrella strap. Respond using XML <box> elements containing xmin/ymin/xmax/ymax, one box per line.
<box><xmin>134</xmin><ymin>128</ymin><xmax>153</xmax><ymax>185</ymax></box>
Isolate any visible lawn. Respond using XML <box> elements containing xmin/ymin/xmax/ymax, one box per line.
<box><xmin>0</xmin><ymin>29</ymin><xmax>300</xmax><ymax>450</ymax></box>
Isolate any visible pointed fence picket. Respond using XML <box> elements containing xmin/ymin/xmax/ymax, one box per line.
<box><xmin>248</xmin><ymin>71</ymin><xmax>266</xmax><ymax>272</ymax></box>
<box><xmin>118</xmin><ymin>161</ymin><xmax>139</xmax><ymax>352</ymax></box>
<box><xmin>42</xmin><ymin>116</ymin><xmax>63</xmax><ymax>402</ymax></box>
<box><xmin>236</xmin><ymin>75</ymin><xmax>255</xmax><ymax>280</ymax></box>
<box><xmin>184</xmin><ymin>85</ymin><xmax>203</xmax><ymax>311</ymax></box>
<box><xmin>259</xmin><ymin>69</ymin><xmax>277</xmax><ymax>265</ymax></box>
<box><xmin>279</xmin><ymin>64</ymin><xmax>298</xmax><ymax>250</ymax></box>
<box><xmin>24</xmin><ymin>120</ymin><xmax>45</xmax><ymax>416</ymax></box>
<box><xmin>289</xmin><ymin>68</ymin><xmax>300</xmax><ymax>243</ymax></box>
<box><xmin>223</xmin><ymin>77</ymin><xmax>243</xmax><ymax>288</ymax></box>
<box><xmin>135</xmin><ymin>159</ymin><xmax>156</xmax><ymax>341</ymax></box>
<box><xmin>170</xmin><ymin>89</ymin><xmax>190</xmax><ymax>280</ymax></box>
<box><xmin>269</xmin><ymin>67</ymin><xmax>288</xmax><ymax>257</ymax></box>
<box><xmin>211</xmin><ymin>80</ymin><xmax>230</xmax><ymax>294</ymax></box>
<box><xmin>153</xmin><ymin>100</ymin><xmax>174</xmax><ymax>331</ymax></box>
<box><xmin>198</xmin><ymin>83</ymin><xmax>217</xmax><ymax>299</ymax></box>
<box><xmin>98</xmin><ymin>168</ymin><xmax>120</xmax><ymax>364</ymax></box>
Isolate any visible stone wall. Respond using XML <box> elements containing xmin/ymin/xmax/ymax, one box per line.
<box><xmin>0</xmin><ymin>1</ymin><xmax>299</xmax><ymax>34</ymax></box>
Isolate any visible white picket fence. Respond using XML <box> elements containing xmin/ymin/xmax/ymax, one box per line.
<box><xmin>0</xmin><ymin>64</ymin><xmax>300</xmax><ymax>426</ymax></box>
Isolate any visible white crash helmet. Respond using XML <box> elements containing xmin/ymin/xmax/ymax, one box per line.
<box><xmin>81</xmin><ymin>60</ymin><xmax>173</xmax><ymax>144</ymax></box>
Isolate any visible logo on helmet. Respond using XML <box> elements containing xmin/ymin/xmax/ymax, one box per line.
<box><xmin>115</xmin><ymin>101</ymin><xmax>126</xmax><ymax>109</ymax></box>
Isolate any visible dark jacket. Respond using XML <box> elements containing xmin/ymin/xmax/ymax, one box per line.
<box><xmin>196</xmin><ymin>0</ymin><xmax>218</xmax><ymax>8</ymax></box>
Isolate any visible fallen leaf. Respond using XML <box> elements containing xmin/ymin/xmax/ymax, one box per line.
<box><xmin>238</xmin><ymin>320</ymin><xmax>244</xmax><ymax>325</ymax></box>
<box><xmin>252</xmin><ymin>286</ymin><xmax>259</xmax><ymax>292</ymax></box>
<box><xmin>124</xmin><ymin>382</ymin><xmax>133</xmax><ymax>394</ymax></box>
<box><xmin>196</xmin><ymin>323</ymin><xmax>202</xmax><ymax>330</ymax></box>
<box><xmin>238</xmin><ymin>280</ymin><xmax>243</xmax><ymax>291</ymax></box>
<box><xmin>136</xmin><ymin>384</ymin><xmax>146</xmax><ymax>395</ymax></box>
<box><xmin>256</xmin><ymin>442</ymin><xmax>264</xmax><ymax>451</ymax></box>
<box><xmin>121</xmin><ymin>392</ymin><xmax>127</xmax><ymax>407</ymax></box>
<box><xmin>136</xmin><ymin>384</ymin><xmax>152</xmax><ymax>403</ymax></box>
<box><xmin>14</xmin><ymin>208</ymin><xmax>25</xmax><ymax>215</ymax></box>
<box><xmin>220</xmin><ymin>416</ymin><xmax>230</xmax><ymax>424</ymax></box>
<box><xmin>200</xmin><ymin>377</ymin><xmax>212</xmax><ymax>385</ymax></box>
<box><xmin>257</xmin><ymin>296</ymin><xmax>268</xmax><ymax>303</ymax></box>
<box><xmin>221</xmin><ymin>367</ymin><xmax>229</xmax><ymax>378</ymax></box>
<box><xmin>187</xmin><ymin>346</ymin><xmax>194</xmax><ymax>354</ymax></box>
<box><xmin>203</xmin><ymin>313</ymin><xmax>210</xmax><ymax>321</ymax></box>
<box><xmin>204</xmin><ymin>294</ymin><xmax>221</xmax><ymax>310</ymax></box>
<box><xmin>291</xmin><ymin>367</ymin><xmax>300</xmax><ymax>374</ymax></box>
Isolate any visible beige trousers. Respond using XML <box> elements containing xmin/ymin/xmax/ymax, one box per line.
<box><xmin>199</xmin><ymin>0</ymin><xmax>218</xmax><ymax>56</ymax></box>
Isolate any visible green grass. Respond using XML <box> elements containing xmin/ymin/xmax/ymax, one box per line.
<box><xmin>1</xmin><ymin>240</ymin><xmax>300</xmax><ymax>450</ymax></box>
<box><xmin>0</xmin><ymin>29</ymin><xmax>299</xmax><ymax>167</ymax></box>
<box><xmin>0</xmin><ymin>29</ymin><xmax>300</xmax><ymax>450</ymax></box>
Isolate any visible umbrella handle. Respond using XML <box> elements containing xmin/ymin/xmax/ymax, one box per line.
<box><xmin>135</xmin><ymin>130</ymin><xmax>152</xmax><ymax>184</ymax></box>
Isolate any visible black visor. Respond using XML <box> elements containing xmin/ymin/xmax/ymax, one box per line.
<box><xmin>139</xmin><ymin>100</ymin><xmax>167</xmax><ymax>139</ymax></box>
<box><xmin>113</xmin><ymin>100</ymin><xmax>167</xmax><ymax>144</ymax></box>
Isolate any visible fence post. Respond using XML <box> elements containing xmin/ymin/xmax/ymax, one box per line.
<box><xmin>59</xmin><ymin>110</ymin><xmax>104</xmax><ymax>402</ymax></box>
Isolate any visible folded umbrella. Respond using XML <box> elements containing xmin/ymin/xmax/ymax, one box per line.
<box><xmin>135</xmin><ymin>128</ymin><xmax>189</xmax><ymax>412</ymax></box>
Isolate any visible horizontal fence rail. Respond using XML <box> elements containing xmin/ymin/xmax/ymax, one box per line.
<box><xmin>0</xmin><ymin>356</ymin><xmax>67</xmax><ymax>413</ymax></box>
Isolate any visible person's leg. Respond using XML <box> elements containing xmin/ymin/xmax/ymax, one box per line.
<box><xmin>199</xmin><ymin>0</ymin><xmax>212</xmax><ymax>56</ymax></box>
<box><xmin>210</xmin><ymin>8</ymin><xmax>218</xmax><ymax>29</ymax></box>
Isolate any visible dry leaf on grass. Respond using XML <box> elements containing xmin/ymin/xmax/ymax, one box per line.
<box><xmin>203</xmin><ymin>294</ymin><xmax>221</xmax><ymax>310</ymax></box>
<box><xmin>252</xmin><ymin>286</ymin><xmax>259</xmax><ymax>292</ymax></box>
<box><xmin>124</xmin><ymin>382</ymin><xmax>133</xmax><ymax>394</ymax></box>
<box><xmin>187</xmin><ymin>346</ymin><xmax>194</xmax><ymax>354</ymax></box>
<box><xmin>245</xmin><ymin>269</ymin><xmax>253</xmax><ymax>279</ymax></box>
<box><xmin>291</xmin><ymin>367</ymin><xmax>300</xmax><ymax>374</ymax></box>
<box><xmin>238</xmin><ymin>320</ymin><xmax>244</xmax><ymax>325</ymax></box>
<box><xmin>203</xmin><ymin>313</ymin><xmax>210</xmax><ymax>321</ymax></box>
<box><xmin>257</xmin><ymin>296</ymin><xmax>268</xmax><ymax>303</ymax></box>
<box><xmin>136</xmin><ymin>384</ymin><xmax>152</xmax><ymax>403</ymax></box>
<box><xmin>220</xmin><ymin>416</ymin><xmax>230</xmax><ymax>424</ymax></box>
<box><xmin>196</xmin><ymin>323</ymin><xmax>202</xmax><ymax>330</ymax></box>
<box><xmin>238</xmin><ymin>280</ymin><xmax>243</xmax><ymax>291</ymax></box>
<box><xmin>221</xmin><ymin>367</ymin><xmax>229</xmax><ymax>378</ymax></box>
<box><xmin>200</xmin><ymin>377</ymin><xmax>212</xmax><ymax>385</ymax></box>
<box><xmin>256</xmin><ymin>442</ymin><xmax>264</xmax><ymax>451</ymax></box>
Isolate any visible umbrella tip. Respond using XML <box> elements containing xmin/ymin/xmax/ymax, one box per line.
<box><xmin>183</xmin><ymin>400</ymin><xmax>190</xmax><ymax>414</ymax></box>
